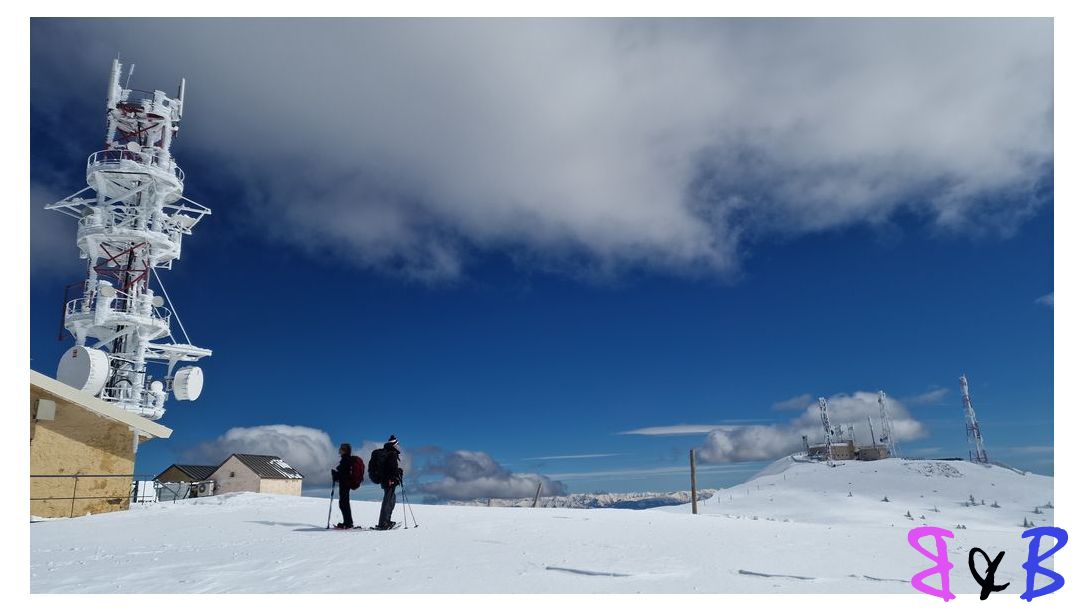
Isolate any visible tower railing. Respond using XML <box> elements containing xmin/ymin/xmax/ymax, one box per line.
<box><xmin>86</xmin><ymin>149</ymin><xmax>185</xmax><ymax>184</ymax></box>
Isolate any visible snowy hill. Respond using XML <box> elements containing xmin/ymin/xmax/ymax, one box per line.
<box><xmin>661</xmin><ymin>456</ymin><xmax>1054</xmax><ymax>531</ymax></box>
<box><xmin>30</xmin><ymin>457</ymin><xmax>1053</xmax><ymax>594</ymax></box>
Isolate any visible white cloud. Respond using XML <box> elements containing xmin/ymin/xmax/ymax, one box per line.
<box><xmin>419</xmin><ymin>450</ymin><xmax>565</xmax><ymax>501</ymax></box>
<box><xmin>771</xmin><ymin>393</ymin><xmax>813</xmax><ymax>411</ymax></box>
<box><xmin>523</xmin><ymin>453</ymin><xmax>622</xmax><ymax>461</ymax></box>
<box><xmin>31</xmin><ymin>19</ymin><xmax>1052</xmax><ymax>282</ymax></box>
<box><xmin>696</xmin><ymin>391</ymin><xmax>927</xmax><ymax>463</ymax></box>
<box><xmin>184</xmin><ymin>424</ymin><xmax>338</xmax><ymax>484</ymax></box>
<box><xmin>619</xmin><ymin>424</ymin><xmax>741</xmax><ymax>436</ymax></box>
<box><xmin>904</xmin><ymin>388</ymin><xmax>951</xmax><ymax>406</ymax></box>
<box><xmin>1035</xmin><ymin>293</ymin><xmax>1053</xmax><ymax>307</ymax></box>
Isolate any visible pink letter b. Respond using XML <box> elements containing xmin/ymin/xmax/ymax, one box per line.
<box><xmin>908</xmin><ymin>526</ymin><xmax>956</xmax><ymax>601</ymax></box>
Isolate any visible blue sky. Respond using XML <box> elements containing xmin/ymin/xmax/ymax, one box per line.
<box><xmin>29</xmin><ymin>19</ymin><xmax>1053</xmax><ymax>499</ymax></box>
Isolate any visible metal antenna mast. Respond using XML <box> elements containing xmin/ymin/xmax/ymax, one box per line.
<box><xmin>818</xmin><ymin>397</ymin><xmax>836</xmax><ymax>466</ymax></box>
<box><xmin>46</xmin><ymin>59</ymin><xmax>211</xmax><ymax>421</ymax></box>
<box><xmin>877</xmin><ymin>390</ymin><xmax>897</xmax><ymax>457</ymax></box>
<box><xmin>959</xmin><ymin>375</ymin><xmax>989</xmax><ymax>463</ymax></box>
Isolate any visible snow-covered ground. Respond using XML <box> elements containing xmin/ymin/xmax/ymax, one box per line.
<box><xmin>30</xmin><ymin>457</ymin><xmax>1053</xmax><ymax>594</ymax></box>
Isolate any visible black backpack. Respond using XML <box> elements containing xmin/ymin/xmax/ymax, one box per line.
<box><xmin>368</xmin><ymin>447</ymin><xmax>388</xmax><ymax>484</ymax></box>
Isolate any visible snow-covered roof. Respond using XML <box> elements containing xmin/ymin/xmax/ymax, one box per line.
<box><xmin>223</xmin><ymin>454</ymin><xmax>304</xmax><ymax>480</ymax></box>
<box><xmin>30</xmin><ymin>369</ymin><xmax>172</xmax><ymax>440</ymax></box>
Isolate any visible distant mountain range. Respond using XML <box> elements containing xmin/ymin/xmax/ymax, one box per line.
<box><xmin>446</xmin><ymin>488</ymin><xmax>719</xmax><ymax>509</ymax></box>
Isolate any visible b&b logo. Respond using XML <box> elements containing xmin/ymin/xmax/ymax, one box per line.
<box><xmin>908</xmin><ymin>526</ymin><xmax>1068</xmax><ymax>601</ymax></box>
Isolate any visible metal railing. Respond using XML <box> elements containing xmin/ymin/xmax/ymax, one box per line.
<box><xmin>64</xmin><ymin>296</ymin><xmax>172</xmax><ymax>328</ymax></box>
<box><xmin>30</xmin><ymin>475</ymin><xmax>214</xmax><ymax>518</ymax></box>
<box><xmin>86</xmin><ymin>149</ymin><xmax>185</xmax><ymax>184</ymax></box>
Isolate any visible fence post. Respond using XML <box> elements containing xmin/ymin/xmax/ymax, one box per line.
<box><xmin>70</xmin><ymin>475</ymin><xmax>80</xmax><ymax>518</ymax></box>
<box><xmin>532</xmin><ymin>481</ymin><xmax>543</xmax><ymax>508</ymax></box>
<box><xmin>690</xmin><ymin>449</ymin><xmax>698</xmax><ymax>515</ymax></box>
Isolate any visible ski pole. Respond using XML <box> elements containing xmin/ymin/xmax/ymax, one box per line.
<box><xmin>401</xmin><ymin>481</ymin><xmax>419</xmax><ymax>528</ymax></box>
<box><xmin>400</xmin><ymin>485</ymin><xmax>408</xmax><ymax>529</ymax></box>
<box><xmin>325</xmin><ymin>480</ymin><xmax>335</xmax><ymax>529</ymax></box>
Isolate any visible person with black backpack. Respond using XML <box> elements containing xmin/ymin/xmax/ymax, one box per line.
<box><xmin>368</xmin><ymin>434</ymin><xmax>403</xmax><ymax>530</ymax></box>
<box><xmin>331</xmin><ymin>442</ymin><xmax>355</xmax><ymax>529</ymax></box>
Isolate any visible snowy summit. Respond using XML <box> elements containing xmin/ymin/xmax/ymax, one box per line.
<box><xmin>31</xmin><ymin>456</ymin><xmax>1052</xmax><ymax>594</ymax></box>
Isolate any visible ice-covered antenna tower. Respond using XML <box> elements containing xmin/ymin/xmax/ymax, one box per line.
<box><xmin>46</xmin><ymin>59</ymin><xmax>211</xmax><ymax>421</ymax></box>
<box><xmin>877</xmin><ymin>390</ymin><xmax>897</xmax><ymax>457</ymax></box>
<box><xmin>959</xmin><ymin>375</ymin><xmax>989</xmax><ymax>463</ymax></box>
<box><xmin>818</xmin><ymin>397</ymin><xmax>836</xmax><ymax>466</ymax></box>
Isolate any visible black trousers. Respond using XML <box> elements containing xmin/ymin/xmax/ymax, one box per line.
<box><xmin>338</xmin><ymin>484</ymin><xmax>353</xmax><ymax>527</ymax></box>
<box><xmin>378</xmin><ymin>484</ymin><xmax>397</xmax><ymax>528</ymax></box>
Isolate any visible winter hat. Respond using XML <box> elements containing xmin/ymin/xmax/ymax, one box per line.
<box><xmin>388</xmin><ymin>434</ymin><xmax>398</xmax><ymax>445</ymax></box>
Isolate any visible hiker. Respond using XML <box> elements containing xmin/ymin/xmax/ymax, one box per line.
<box><xmin>372</xmin><ymin>434</ymin><xmax>403</xmax><ymax>530</ymax></box>
<box><xmin>331</xmin><ymin>442</ymin><xmax>354</xmax><ymax>529</ymax></box>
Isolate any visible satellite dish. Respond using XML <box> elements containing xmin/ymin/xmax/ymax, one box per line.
<box><xmin>149</xmin><ymin>380</ymin><xmax>164</xmax><ymax>393</ymax></box>
<box><xmin>151</xmin><ymin>296</ymin><xmax>164</xmax><ymax>307</ymax></box>
<box><xmin>57</xmin><ymin>346</ymin><xmax>109</xmax><ymax>395</ymax></box>
<box><xmin>99</xmin><ymin>285</ymin><xmax>117</xmax><ymax>298</ymax></box>
<box><xmin>126</xmin><ymin>141</ymin><xmax>141</xmax><ymax>154</ymax></box>
<box><xmin>173</xmin><ymin>366</ymin><xmax>204</xmax><ymax>401</ymax></box>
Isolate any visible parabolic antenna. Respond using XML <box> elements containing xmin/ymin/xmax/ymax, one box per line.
<box><xmin>173</xmin><ymin>366</ymin><xmax>204</xmax><ymax>400</ymax></box>
<box><xmin>57</xmin><ymin>346</ymin><xmax>109</xmax><ymax>395</ymax></box>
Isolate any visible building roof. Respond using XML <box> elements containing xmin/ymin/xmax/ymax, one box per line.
<box><xmin>30</xmin><ymin>369</ymin><xmax>172</xmax><ymax>440</ymax></box>
<box><xmin>223</xmin><ymin>454</ymin><xmax>304</xmax><ymax>480</ymax></box>
<box><xmin>155</xmin><ymin>464</ymin><xmax>217</xmax><ymax>481</ymax></box>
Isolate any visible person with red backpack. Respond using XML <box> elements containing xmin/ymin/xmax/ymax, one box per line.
<box><xmin>331</xmin><ymin>442</ymin><xmax>360</xmax><ymax>529</ymax></box>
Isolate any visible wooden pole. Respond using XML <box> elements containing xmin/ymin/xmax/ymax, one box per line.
<box><xmin>689</xmin><ymin>448</ymin><xmax>698</xmax><ymax>515</ymax></box>
<box><xmin>532</xmin><ymin>481</ymin><xmax>543</xmax><ymax>508</ymax></box>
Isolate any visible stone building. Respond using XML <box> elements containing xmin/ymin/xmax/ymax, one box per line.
<box><xmin>30</xmin><ymin>370</ymin><xmax>171</xmax><ymax>518</ymax></box>
<box><xmin>207</xmin><ymin>453</ymin><xmax>304</xmax><ymax>496</ymax></box>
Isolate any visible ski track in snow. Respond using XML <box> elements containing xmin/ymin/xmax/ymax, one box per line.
<box><xmin>545</xmin><ymin>566</ymin><xmax>632</xmax><ymax>578</ymax></box>
<box><xmin>30</xmin><ymin>458</ymin><xmax>1052</xmax><ymax>594</ymax></box>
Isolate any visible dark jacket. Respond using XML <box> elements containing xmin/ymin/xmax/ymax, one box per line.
<box><xmin>382</xmin><ymin>442</ymin><xmax>403</xmax><ymax>488</ymax></box>
<box><xmin>334</xmin><ymin>453</ymin><xmax>352</xmax><ymax>487</ymax></box>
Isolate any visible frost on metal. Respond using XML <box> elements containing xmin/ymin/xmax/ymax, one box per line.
<box><xmin>47</xmin><ymin>59</ymin><xmax>211</xmax><ymax>421</ymax></box>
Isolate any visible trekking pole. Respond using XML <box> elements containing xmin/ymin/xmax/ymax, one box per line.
<box><xmin>400</xmin><ymin>485</ymin><xmax>408</xmax><ymax>529</ymax></box>
<box><xmin>325</xmin><ymin>480</ymin><xmax>336</xmax><ymax>529</ymax></box>
<box><xmin>401</xmin><ymin>480</ymin><xmax>419</xmax><ymax>528</ymax></box>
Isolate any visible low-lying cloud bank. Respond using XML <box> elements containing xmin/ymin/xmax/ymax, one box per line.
<box><xmin>695</xmin><ymin>391</ymin><xmax>926</xmax><ymax>463</ymax></box>
<box><xmin>418</xmin><ymin>449</ymin><xmax>566</xmax><ymax>501</ymax></box>
<box><xmin>184</xmin><ymin>425</ymin><xmax>410</xmax><ymax>485</ymax></box>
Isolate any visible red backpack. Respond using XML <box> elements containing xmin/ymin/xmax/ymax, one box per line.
<box><xmin>350</xmin><ymin>455</ymin><xmax>365</xmax><ymax>490</ymax></box>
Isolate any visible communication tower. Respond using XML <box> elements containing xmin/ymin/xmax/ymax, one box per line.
<box><xmin>958</xmin><ymin>375</ymin><xmax>989</xmax><ymax>463</ymax></box>
<box><xmin>877</xmin><ymin>390</ymin><xmax>897</xmax><ymax>457</ymax></box>
<box><xmin>46</xmin><ymin>59</ymin><xmax>211</xmax><ymax>421</ymax></box>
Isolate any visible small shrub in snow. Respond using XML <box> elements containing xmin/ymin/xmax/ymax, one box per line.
<box><xmin>991</xmin><ymin>501</ymin><xmax>1000</xmax><ymax>508</ymax></box>
<box><xmin>905</xmin><ymin>511</ymin><xmax>913</xmax><ymax>520</ymax></box>
<box><xmin>881</xmin><ymin>496</ymin><xmax>890</xmax><ymax>502</ymax></box>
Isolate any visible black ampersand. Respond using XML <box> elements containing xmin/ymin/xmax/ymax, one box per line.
<box><xmin>968</xmin><ymin>547</ymin><xmax>1010</xmax><ymax>600</ymax></box>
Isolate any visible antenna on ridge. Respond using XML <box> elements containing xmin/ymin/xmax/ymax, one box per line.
<box><xmin>124</xmin><ymin>63</ymin><xmax>135</xmax><ymax>89</ymax></box>
<box><xmin>818</xmin><ymin>397</ymin><xmax>836</xmax><ymax>467</ymax></box>
<box><xmin>877</xmin><ymin>390</ymin><xmax>897</xmax><ymax>457</ymax></box>
<box><xmin>959</xmin><ymin>375</ymin><xmax>989</xmax><ymax>463</ymax></box>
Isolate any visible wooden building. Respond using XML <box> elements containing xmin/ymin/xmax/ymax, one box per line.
<box><xmin>30</xmin><ymin>370</ymin><xmax>172</xmax><ymax>518</ymax></box>
<box><xmin>154</xmin><ymin>464</ymin><xmax>217</xmax><ymax>500</ymax></box>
